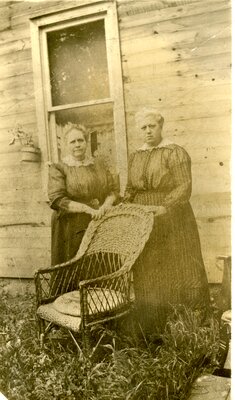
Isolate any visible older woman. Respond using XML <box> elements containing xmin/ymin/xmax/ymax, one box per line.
<box><xmin>48</xmin><ymin>124</ymin><xmax>118</xmax><ymax>266</ymax></box>
<box><xmin>124</xmin><ymin>108</ymin><xmax>210</xmax><ymax>336</ymax></box>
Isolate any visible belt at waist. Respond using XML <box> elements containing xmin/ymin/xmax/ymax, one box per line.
<box><xmin>134</xmin><ymin>189</ymin><xmax>168</xmax><ymax>194</ymax></box>
<box><xmin>133</xmin><ymin>191</ymin><xmax>167</xmax><ymax>206</ymax></box>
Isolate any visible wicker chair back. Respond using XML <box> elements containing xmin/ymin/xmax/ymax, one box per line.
<box><xmin>77</xmin><ymin>204</ymin><xmax>154</xmax><ymax>261</ymax></box>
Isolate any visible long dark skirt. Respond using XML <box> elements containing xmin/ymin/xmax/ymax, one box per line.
<box><xmin>132</xmin><ymin>199</ymin><xmax>210</xmax><ymax>336</ymax></box>
<box><xmin>51</xmin><ymin>211</ymin><xmax>91</xmax><ymax>266</ymax></box>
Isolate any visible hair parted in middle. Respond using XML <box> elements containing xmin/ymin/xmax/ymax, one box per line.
<box><xmin>64</xmin><ymin>122</ymin><xmax>89</xmax><ymax>142</ymax></box>
<box><xmin>135</xmin><ymin>107</ymin><xmax>164</xmax><ymax>128</ymax></box>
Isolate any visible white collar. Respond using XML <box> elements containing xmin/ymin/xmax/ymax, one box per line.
<box><xmin>62</xmin><ymin>155</ymin><xmax>95</xmax><ymax>167</ymax></box>
<box><xmin>138</xmin><ymin>138</ymin><xmax>173</xmax><ymax>151</ymax></box>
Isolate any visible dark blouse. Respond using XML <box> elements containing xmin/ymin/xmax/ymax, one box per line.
<box><xmin>48</xmin><ymin>157</ymin><xmax>118</xmax><ymax>265</ymax></box>
<box><xmin>48</xmin><ymin>158</ymin><xmax>117</xmax><ymax>213</ymax></box>
<box><xmin>125</xmin><ymin>143</ymin><xmax>192</xmax><ymax>209</ymax></box>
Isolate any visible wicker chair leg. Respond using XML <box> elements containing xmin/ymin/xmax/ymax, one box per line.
<box><xmin>38</xmin><ymin>318</ymin><xmax>46</xmax><ymax>348</ymax></box>
<box><xmin>40</xmin><ymin>333</ymin><xmax>45</xmax><ymax>349</ymax></box>
<box><xmin>82</xmin><ymin>328</ymin><xmax>91</xmax><ymax>356</ymax></box>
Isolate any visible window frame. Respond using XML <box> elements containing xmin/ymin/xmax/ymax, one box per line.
<box><xmin>30</xmin><ymin>0</ymin><xmax>127</xmax><ymax>191</ymax></box>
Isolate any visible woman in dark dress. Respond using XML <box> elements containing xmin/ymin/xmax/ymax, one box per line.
<box><xmin>48</xmin><ymin>124</ymin><xmax>118</xmax><ymax>266</ymax></box>
<box><xmin>124</xmin><ymin>108</ymin><xmax>210</xmax><ymax>336</ymax></box>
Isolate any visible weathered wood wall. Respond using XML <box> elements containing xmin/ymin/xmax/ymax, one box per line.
<box><xmin>0</xmin><ymin>0</ymin><xmax>231</xmax><ymax>281</ymax></box>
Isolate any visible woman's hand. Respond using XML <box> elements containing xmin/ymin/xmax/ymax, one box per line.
<box><xmin>147</xmin><ymin>206</ymin><xmax>167</xmax><ymax>216</ymax></box>
<box><xmin>92</xmin><ymin>203</ymin><xmax>111</xmax><ymax>220</ymax></box>
<box><xmin>84</xmin><ymin>205</ymin><xmax>97</xmax><ymax>217</ymax></box>
<box><xmin>67</xmin><ymin>201</ymin><xmax>97</xmax><ymax>216</ymax></box>
<box><xmin>92</xmin><ymin>194</ymin><xmax>115</xmax><ymax>220</ymax></box>
<box><xmin>154</xmin><ymin>206</ymin><xmax>167</xmax><ymax>215</ymax></box>
<box><xmin>66</xmin><ymin>196</ymin><xmax>115</xmax><ymax>219</ymax></box>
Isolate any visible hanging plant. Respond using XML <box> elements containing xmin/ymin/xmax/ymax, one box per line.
<box><xmin>9</xmin><ymin>124</ymin><xmax>41</xmax><ymax>163</ymax></box>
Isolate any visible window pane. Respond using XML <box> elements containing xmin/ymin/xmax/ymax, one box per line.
<box><xmin>47</xmin><ymin>19</ymin><xmax>110</xmax><ymax>106</ymax></box>
<box><xmin>52</xmin><ymin>103</ymin><xmax>117</xmax><ymax>173</ymax></box>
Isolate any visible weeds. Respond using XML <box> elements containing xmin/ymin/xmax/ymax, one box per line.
<box><xmin>0</xmin><ymin>292</ymin><xmax>220</xmax><ymax>400</ymax></box>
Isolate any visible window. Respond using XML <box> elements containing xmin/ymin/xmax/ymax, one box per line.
<box><xmin>30</xmin><ymin>1</ymin><xmax>127</xmax><ymax>190</ymax></box>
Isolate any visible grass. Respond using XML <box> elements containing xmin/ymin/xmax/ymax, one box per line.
<box><xmin>0</xmin><ymin>291</ymin><xmax>221</xmax><ymax>400</ymax></box>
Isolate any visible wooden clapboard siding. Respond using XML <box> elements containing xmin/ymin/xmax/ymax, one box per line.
<box><xmin>0</xmin><ymin>48</ymin><xmax>32</xmax><ymax>66</ymax></box>
<box><xmin>0</xmin><ymin>208</ymin><xmax>51</xmax><ymax>227</ymax></box>
<box><xmin>0</xmin><ymin>37</ymin><xmax>31</xmax><ymax>57</ymax></box>
<box><xmin>0</xmin><ymin>111</ymin><xmax>37</xmax><ymax>130</ymax></box>
<box><xmin>0</xmin><ymin>85</ymin><xmax>34</xmax><ymax>104</ymax></box>
<box><xmin>120</xmin><ymin>14</ymin><xmax>230</xmax><ymax>42</ymax></box>
<box><xmin>0</xmin><ymin>247</ymin><xmax>51</xmax><ymax>278</ymax></box>
<box><xmin>124</xmin><ymin>82</ymin><xmax>231</xmax><ymax>109</ymax></box>
<box><xmin>191</xmin><ymin>162</ymin><xmax>230</xmax><ymax>194</ymax></box>
<box><xmin>0</xmin><ymin>162</ymin><xmax>40</xmax><ymax>178</ymax></box>
<box><xmin>125</xmin><ymin>98</ymin><xmax>231</xmax><ymax>121</ymax></box>
<box><xmin>0</xmin><ymin>98</ymin><xmax>35</xmax><ymax>118</ymax></box>
<box><xmin>119</xmin><ymin>1</ymin><xmax>230</xmax><ymax>28</ymax></box>
<box><xmin>10</xmin><ymin>0</ymin><xmax>77</xmax><ymax>17</ymax></box>
<box><xmin>0</xmin><ymin>0</ymin><xmax>231</xmax><ymax>281</ymax></box>
<box><xmin>122</xmin><ymin>39</ymin><xmax>231</xmax><ymax>68</ymax></box>
<box><xmin>0</xmin><ymin>234</ymin><xmax>50</xmax><ymax>250</ymax></box>
<box><xmin>181</xmin><ymin>145</ymin><xmax>230</xmax><ymax>165</ymax></box>
<box><xmin>123</xmin><ymin>53</ymin><xmax>231</xmax><ymax>82</ymax></box>
<box><xmin>0</xmin><ymin>188</ymin><xmax>46</xmax><ymax>204</ymax></box>
<box><xmin>121</xmin><ymin>23</ymin><xmax>231</xmax><ymax>53</ymax></box>
<box><xmin>119</xmin><ymin>0</ymin><xmax>231</xmax><ymax>282</ymax></box>
<box><xmin>10</xmin><ymin>0</ymin><xmax>97</xmax><ymax>27</ymax></box>
<box><xmin>0</xmin><ymin>59</ymin><xmax>33</xmax><ymax>81</ymax></box>
<box><xmin>0</xmin><ymin>1</ymin><xmax>49</xmax><ymax>278</ymax></box>
<box><xmin>0</xmin><ymin>171</ymin><xmax>43</xmax><ymax>191</ymax></box>
<box><xmin>0</xmin><ymin>3</ymin><xmax>11</xmax><ymax>32</ymax></box>
<box><xmin>172</xmin><ymin>130</ymin><xmax>230</xmax><ymax>149</ymax></box>
<box><xmin>0</xmin><ymin>72</ymin><xmax>34</xmax><ymax>91</ymax></box>
<box><xmin>0</xmin><ymin>22</ymin><xmax>29</xmax><ymax>43</ymax></box>
<box><xmin>0</xmin><ymin>225</ymin><xmax>50</xmax><ymax>238</ymax></box>
<box><xmin>191</xmin><ymin>192</ymin><xmax>230</xmax><ymax>219</ymax></box>
<box><xmin>123</xmin><ymin>65</ymin><xmax>230</xmax><ymax>85</ymax></box>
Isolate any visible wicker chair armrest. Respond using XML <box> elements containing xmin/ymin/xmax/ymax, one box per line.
<box><xmin>35</xmin><ymin>253</ymin><xmax>83</xmax><ymax>275</ymax></box>
<box><xmin>79</xmin><ymin>263</ymin><xmax>132</xmax><ymax>318</ymax></box>
<box><xmin>79</xmin><ymin>262</ymin><xmax>131</xmax><ymax>289</ymax></box>
<box><xmin>35</xmin><ymin>256</ymin><xmax>84</xmax><ymax>306</ymax></box>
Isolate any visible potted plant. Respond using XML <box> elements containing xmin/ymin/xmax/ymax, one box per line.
<box><xmin>9</xmin><ymin>124</ymin><xmax>41</xmax><ymax>162</ymax></box>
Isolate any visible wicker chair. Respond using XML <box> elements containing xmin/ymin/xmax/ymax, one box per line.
<box><xmin>35</xmin><ymin>204</ymin><xmax>154</xmax><ymax>352</ymax></box>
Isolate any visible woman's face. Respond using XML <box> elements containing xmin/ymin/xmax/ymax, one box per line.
<box><xmin>139</xmin><ymin>114</ymin><xmax>163</xmax><ymax>147</ymax></box>
<box><xmin>67</xmin><ymin>129</ymin><xmax>87</xmax><ymax>161</ymax></box>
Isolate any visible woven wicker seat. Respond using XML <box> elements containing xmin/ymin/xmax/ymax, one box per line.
<box><xmin>35</xmin><ymin>204</ymin><xmax>154</xmax><ymax>352</ymax></box>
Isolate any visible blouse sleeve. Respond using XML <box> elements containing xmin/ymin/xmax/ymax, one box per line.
<box><xmin>162</xmin><ymin>146</ymin><xmax>192</xmax><ymax>209</ymax></box>
<box><xmin>123</xmin><ymin>152</ymin><xmax>136</xmax><ymax>203</ymax></box>
<box><xmin>48</xmin><ymin>163</ymin><xmax>71</xmax><ymax>211</ymax></box>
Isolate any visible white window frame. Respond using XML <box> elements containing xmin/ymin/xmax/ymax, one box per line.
<box><xmin>30</xmin><ymin>1</ymin><xmax>127</xmax><ymax>191</ymax></box>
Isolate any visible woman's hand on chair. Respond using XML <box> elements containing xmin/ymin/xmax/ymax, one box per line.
<box><xmin>154</xmin><ymin>206</ymin><xmax>167</xmax><ymax>215</ymax></box>
<box><xmin>92</xmin><ymin>194</ymin><xmax>116</xmax><ymax>220</ymax></box>
<box><xmin>92</xmin><ymin>204</ymin><xmax>110</xmax><ymax>220</ymax></box>
<box><xmin>147</xmin><ymin>206</ymin><xmax>167</xmax><ymax>216</ymax></box>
